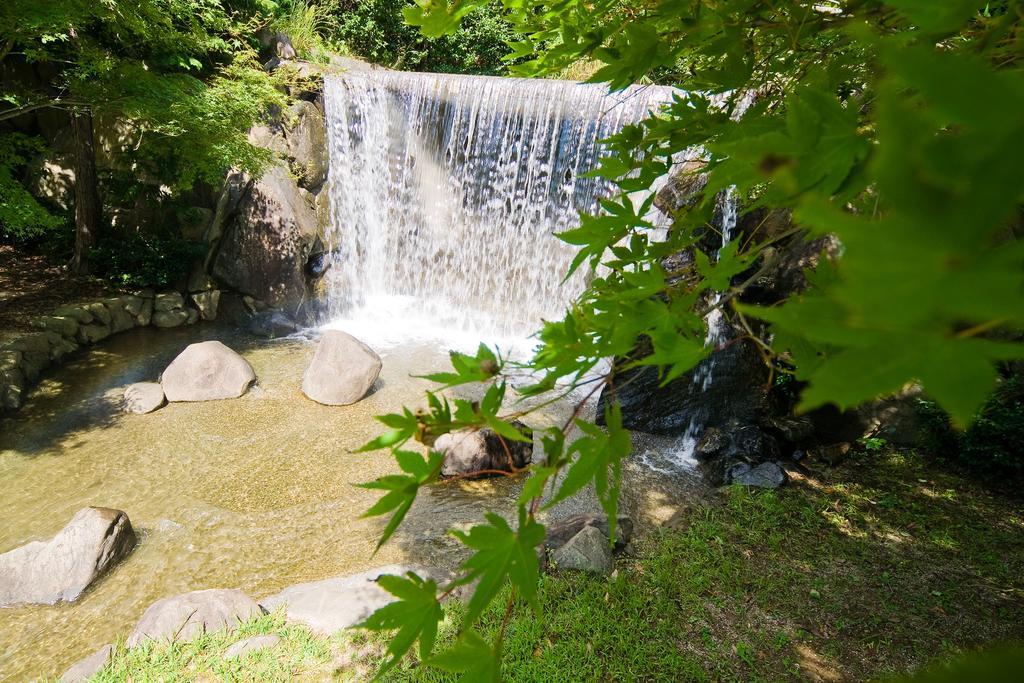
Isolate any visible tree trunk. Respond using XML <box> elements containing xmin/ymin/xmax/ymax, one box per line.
<box><xmin>69</xmin><ymin>107</ymin><xmax>101</xmax><ymax>275</ymax></box>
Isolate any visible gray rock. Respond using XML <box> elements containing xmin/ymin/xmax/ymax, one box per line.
<box><xmin>259</xmin><ymin>565</ymin><xmax>448</xmax><ymax>635</ymax></box>
<box><xmin>120</xmin><ymin>295</ymin><xmax>144</xmax><ymax>317</ymax></box>
<box><xmin>161</xmin><ymin>341</ymin><xmax>256</xmax><ymax>402</ymax></box>
<box><xmin>0</xmin><ymin>507</ymin><xmax>136</xmax><ymax>607</ymax></box>
<box><xmin>223</xmin><ymin>634</ymin><xmax>281</xmax><ymax>659</ymax></box>
<box><xmin>135</xmin><ymin>298</ymin><xmax>154</xmax><ymax>327</ymax></box>
<box><xmin>53</xmin><ymin>306</ymin><xmax>94</xmax><ymax>325</ymax></box>
<box><xmin>212</xmin><ymin>162</ymin><xmax>317</xmax><ymax>309</ymax></box>
<box><xmin>60</xmin><ymin>644</ymin><xmax>113</xmax><ymax>683</ymax></box>
<box><xmin>34</xmin><ymin>315</ymin><xmax>79</xmax><ymax>338</ymax></box>
<box><xmin>726</xmin><ymin>461</ymin><xmax>787</xmax><ymax>489</ymax></box>
<box><xmin>550</xmin><ymin>525</ymin><xmax>612</xmax><ymax>575</ymax></box>
<box><xmin>154</xmin><ymin>292</ymin><xmax>185</xmax><ymax>312</ymax></box>
<box><xmin>545</xmin><ymin>514</ymin><xmax>633</xmax><ymax>552</ymax></box>
<box><xmin>301</xmin><ymin>330</ymin><xmax>381</xmax><ymax>406</ymax></box>
<box><xmin>185</xmin><ymin>308</ymin><xmax>200</xmax><ymax>325</ymax></box>
<box><xmin>83</xmin><ymin>302</ymin><xmax>110</xmax><ymax>326</ymax></box>
<box><xmin>248</xmin><ymin>310</ymin><xmax>298</xmax><ymax>338</ymax></box>
<box><xmin>127</xmin><ymin>588</ymin><xmax>263</xmax><ymax>647</ymax></box>
<box><xmin>191</xmin><ymin>290</ymin><xmax>221</xmax><ymax>321</ymax></box>
<box><xmin>435</xmin><ymin>422</ymin><xmax>533</xmax><ymax>478</ymax></box>
<box><xmin>123</xmin><ymin>382</ymin><xmax>166</xmax><ymax>414</ymax></box>
<box><xmin>152</xmin><ymin>310</ymin><xmax>189</xmax><ymax>328</ymax></box>
<box><xmin>77</xmin><ymin>322</ymin><xmax>111</xmax><ymax>344</ymax></box>
<box><xmin>105</xmin><ymin>299</ymin><xmax>135</xmax><ymax>333</ymax></box>
<box><xmin>1</xmin><ymin>366</ymin><xmax>26</xmax><ymax>410</ymax></box>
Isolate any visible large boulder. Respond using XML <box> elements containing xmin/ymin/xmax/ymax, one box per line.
<box><xmin>435</xmin><ymin>422</ymin><xmax>533</xmax><ymax>478</ymax></box>
<box><xmin>127</xmin><ymin>588</ymin><xmax>263</xmax><ymax>647</ymax></box>
<box><xmin>301</xmin><ymin>331</ymin><xmax>381</xmax><ymax>406</ymax></box>
<box><xmin>0</xmin><ymin>507</ymin><xmax>136</xmax><ymax>607</ymax></box>
<box><xmin>259</xmin><ymin>565</ymin><xmax>448</xmax><ymax>636</ymax></box>
<box><xmin>285</xmin><ymin>100</ymin><xmax>328</xmax><ymax>190</ymax></box>
<box><xmin>161</xmin><ymin>341</ymin><xmax>256</xmax><ymax>402</ymax></box>
<box><xmin>212</xmin><ymin>162</ymin><xmax>318</xmax><ymax>309</ymax></box>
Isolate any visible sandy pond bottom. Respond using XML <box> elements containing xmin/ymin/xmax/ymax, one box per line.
<box><xmin>0</xmin><ymin>322</ymin><xmax>705</xmax><ymax>680</ymax></box>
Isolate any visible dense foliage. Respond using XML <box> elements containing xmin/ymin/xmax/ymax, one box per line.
<box><xmin>0</xmin><ymin>0</ymin><xmax>288</xmax><ymax>272</ymax></box>
<box><xmin>333</xmin><ymin>0</ymin><xmax>520</xmax><ymax>74</ymax></box>
<box><xmin>353</xmin><ymin>0</ymin><xmax>1024</xmax><ymax>677</ymax></box>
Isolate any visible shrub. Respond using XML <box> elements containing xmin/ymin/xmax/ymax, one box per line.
<box><xmin>91</xmin><ymin>233</ymin><xmax>205</xmax><ymax>289</ymax></box>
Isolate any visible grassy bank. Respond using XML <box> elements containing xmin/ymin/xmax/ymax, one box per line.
<box><xmin>89</xmin><ymin>450</ymin><xmax>1024</xmax><ymax>681</ymax></box>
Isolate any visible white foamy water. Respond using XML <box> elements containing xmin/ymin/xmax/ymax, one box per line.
<box><xmin>320</xmin><ymin>71</ymin><xmax>677</xmax><ymax>342</ymax></box>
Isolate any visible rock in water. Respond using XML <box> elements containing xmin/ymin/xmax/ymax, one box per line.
<box><xmin>161</xmin><ymin>341</ymin><xmax>256</xmax><ymax>402</ymax></box>
<box><xmin>301</xmin><ymin>331</ymin><xmax>381</xmax><ymax>405</ymax></box>
<box><xmin>0</xmin><ymin>507</ymin><xmax>136</xmax><ymax>607</ymax></box>
<box><xmin>123</xmin><ymin>382</ymin><xmax>166</xmax><ymax>414</ymax></box>
<box><xmin>60</xmin><ymin>644</ymin><xmax>113</xmax><ymax>683</ymax></box>
<box><xmin>550</xmin><ymin>525</ymin><xmax>612</xmax><ymax>575</ymax></box>
<box><xmin>223</xmin><ymin>634</ymin><xmax>281</xmax><ymax>659</ymax></box>
<box><xmin>726</xmin><ymin>461</ymin><xmax>787</xmax><ymax>489</ymax></box>
<box><xmin>259</xmin><ymin>565</ymin><xmax>448</xmax><ymax>636</ymax></box>
<box><xmin>435</xmin><ymin>423</ymin><xmax>533</xmax><ymax>478</ymax></box>
<box><xmin>127</xmin><ymin>588</ymin><xmax>263</xmax><ymax>647</ymax></box>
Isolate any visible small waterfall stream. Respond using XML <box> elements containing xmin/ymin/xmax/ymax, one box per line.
<box><xmin>321</xmin><ymin>71</ymin><xmax>676</xmax><ymax>343</ymax></box>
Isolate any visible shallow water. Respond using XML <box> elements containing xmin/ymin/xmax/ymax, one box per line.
<box><xmin>0</xmin><ymin>323</ymin><xmax>705</xmax><ymax>680</ymax></box>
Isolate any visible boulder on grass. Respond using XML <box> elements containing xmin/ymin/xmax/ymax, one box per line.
<box><xmin>550</xmin><ymin>525</ymin><xmax>612</xmax><ymax>575</ymax></box>
<box><xmin>435</xmin><ymin>422</ymin><xmax>533</xmax><ymax>478</ymax></box>
<box><xmin>726</xmin><ymin>461</ymin><xmax>787</xmax><ymax>489</ymax></box>
<box><xmin>123</xmin><ymin>382</ymin><xmax>166</xmax><ymax>414</ymax></box>
<box><xmin>0</xmin><ymin>507</ymin><xmax>136</xmax><ymax>607</ymax></box>
<box><xmin>224</xmin><ymin>634</ymin><xmax>281</xmax><ymax>659</ymax></box>
<box><xmin>127</xmin><ymin>588</ymin><xmax>263</xmax><ymax>647</ymax></box>
<box><xmin>545</xmin><ymin>513</ymin><xmax>633</xmax><ymax>552</ymax></box>
<box><xmin>301</xmin><ymin>330</ymin><xmax>381</xmax><ymax>406</ymax></box>
<box><xmin>161</xmin><ymin>341</ymin><xmax>256</xmax><ymax>402</ymax></box>
<box><xmin>259</xmin><ymin>565</ymin><xmax>448</xmax><ymax>636</ymax></box>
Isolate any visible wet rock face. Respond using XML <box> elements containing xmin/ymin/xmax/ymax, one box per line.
<box><xmin>598</xmin><ymin>334</ymin><xmax>770</xmax><ymax>435</ymax></box>
<box><xmin>301</xmin><ymin>330</ymin><xmax>382</xmax><ymax>405</ymax></box>
<box><xmin>0</xmin><ymin>507</ymin><xmax>136</xmax><ymax>607</ymax></box>
<box><xmin>435</xmin><ymin>422</ymin><xmax>533</xmax><ymax>478</ymax></box>
<box><xmin>127</xmin><ymin>589</ymin><xmax>263</xmax><ymax>647</ymax></box>
<box><xmin>161</xmin><ymin>340</ymin><xmax>256</xmax><ymax>402</ymax></box>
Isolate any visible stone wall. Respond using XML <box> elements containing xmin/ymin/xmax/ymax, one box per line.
<box><xmin>0</xmin><ymin>290</ymin><xmax>219</xmax><ymax>415</ymax></box>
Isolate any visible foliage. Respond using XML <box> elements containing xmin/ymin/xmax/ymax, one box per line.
<box><xmin>0</xmin><ymin>133</ymin><xmax>62</xmax><ymax>240</ymax></box>
<box><xmin>356</xmin><ymin>0</ymin><xmax>1024</xmax><ymax>678</ymax></box>
<box><xmin>919</xmin><ymin>372</ymin><xmax>1024</xmax><ymax>478</ymax></box>
<box><xmin>91</xmin><ymin>233</ymin><xmax>205</xmax><ymax>288</ymax></box>
<box><xmin>270</xmin><ymin>0</ymin><xmax>342</xmax><ymax>62</ymax></box>
<box><xmin>332</xmin><ymin>0</ymin><xmax>521</xmax><ymax>74</ymax></box>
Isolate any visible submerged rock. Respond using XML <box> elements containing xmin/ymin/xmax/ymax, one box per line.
<box><xmin>161</xmin><ymin>341</ymin><xmax>256</xmax><ymax>402</ymax></box>
<box><xmin>60</xmin><ymin>644</ymin><xmax>113</xmax><ymax>683</ymax></box>
<box><xmin>550</xmin><ymin>525</ymin><xmax>612</xmax><ymax>575</ymax></box>
<box><xmin>0</xmin><ymin>507</ymin><xmax>136</xmax><ymax>607</ymax></box>
<box><xmin>259</xmin><ymin>565</ymin><xmax>448</xmax><ymax>636</ymax></box>
<box><xmin>435</xmin><ymin>422</ymin><xmax>533</xmax><ymax>478</ymax></box>
<box><xmin>224</xmin><ymin>634</ymin><xmax>281</xmax><ymax>659</ymax></box>
<box><xmin>127</xmin><ymin>588</ymin><xmax>263</xmax><ymax>647</ymax></box>
<box><xmin>123</xmin><ymin>382</ymin><xmax>166</xmax><ymax>414</ymax></box>
<box><xmin>301</xmin><ymin>330</ymin><xmax>381</xmax><ymax>405</ymax></box>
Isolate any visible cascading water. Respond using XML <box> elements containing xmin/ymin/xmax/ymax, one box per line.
<box><xmin>320</xmin><ymin>71</ymin><xmax>676</xmax><ymax>345</ymax></box>
<box><xmin>674</xmin><ymin>187</ymin><xmax>738</xmax><ymax>463</ymax></box>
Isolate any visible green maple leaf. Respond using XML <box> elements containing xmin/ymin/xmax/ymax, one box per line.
<box><xmin>426</xmin><ymin>630</ymin><xmax>501</xmax><ymax>682</ymax></box>
<box><xmin>358</xmin><ymin>450</ymin><xmax>444</xmax><ymax>551</ymax></box>
<box><xmin>358</xmin><ymin>572</ymin><xmax>443</xmax><ymax>676</ymax></box>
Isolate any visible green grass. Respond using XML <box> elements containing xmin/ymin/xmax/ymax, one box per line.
<box><xmin>86</xmin><ymin>450</ymin><xmax>1024</xmax><ymax>681</ymax></box>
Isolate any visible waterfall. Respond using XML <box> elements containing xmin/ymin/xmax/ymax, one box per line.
<box><xmin>675</xmin><ymin>187</ymin><xmax>738</xmax><ymax>463</ymax></box>
<box><xmin>320</xmin><ymin>71</ymin><xmax>676</xmax><ymax>345</ymax></box>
